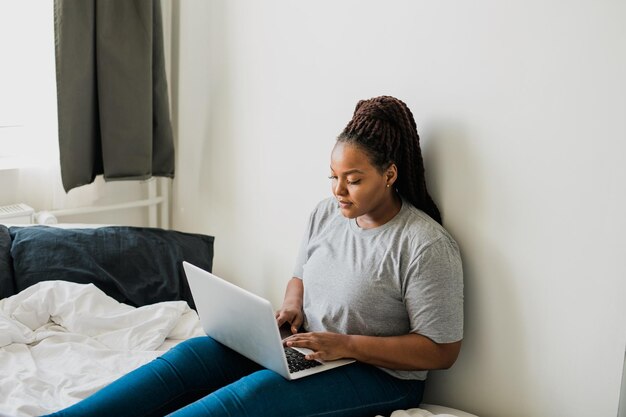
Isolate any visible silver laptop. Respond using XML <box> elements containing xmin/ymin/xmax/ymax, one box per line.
<box><xmin>182</xmin><ymin>261</ymin><xmax>354</xmax><ymax>380</ymax></box>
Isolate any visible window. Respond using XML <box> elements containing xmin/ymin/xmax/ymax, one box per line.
<box><xmin>0</xmin><ymin>2</ymin><xmax>59</xmax><ymax>170</ymax></box>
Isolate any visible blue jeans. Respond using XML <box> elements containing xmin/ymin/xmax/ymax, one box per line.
<box><xmin>45</xmin><ymin>336</ymin><xmax>424</xmax><ymax>417</ymax></box>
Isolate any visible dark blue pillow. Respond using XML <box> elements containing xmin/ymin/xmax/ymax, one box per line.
<box><xmin>0</xmin><ymin>225</ymin><xmax>15</xmax><ymax>299</ymax></box>
<box><xmin>8</xmin><ymin>226</ymin><xmax>214</xmax><ymax>308</ymax></box>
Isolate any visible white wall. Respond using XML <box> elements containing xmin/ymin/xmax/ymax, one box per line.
<box><xmin>172</xmin><ymin>1</ymin><xmax>626</xmax><ymax>416</ymax></box>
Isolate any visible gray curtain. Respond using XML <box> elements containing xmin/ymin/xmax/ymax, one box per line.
<box><xmin>54</xmin><ymin>0</ymin><xmax>174</xmax><ymax>192</ymax></box>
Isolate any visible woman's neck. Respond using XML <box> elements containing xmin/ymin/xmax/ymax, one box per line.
<box><xmin>356</xmin><ymin>193</ymin><xmax>402</xmax><ymax>229</ymax></box>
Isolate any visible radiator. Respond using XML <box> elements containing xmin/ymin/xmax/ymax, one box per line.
<box><xmin>0</xmin><ymin>203</ymin><xmax>34</xmax><ymax>224</ymax></box>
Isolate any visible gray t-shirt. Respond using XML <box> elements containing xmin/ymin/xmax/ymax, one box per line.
<box><xmin>293</xmin><ymin>197</ymin><xmax>463</xmax><ymax>380</ymax></box>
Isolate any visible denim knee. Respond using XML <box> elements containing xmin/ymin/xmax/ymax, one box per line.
<box><xmin>161</xmin><ymin>336</ymin><xmax>262</xmax><ymax>390</ymax></box>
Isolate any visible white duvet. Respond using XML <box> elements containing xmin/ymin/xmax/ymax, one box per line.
<box><xmin>0</xmin><ymin>281</ymin><xmax>203</xmax><ymax>417</ymax></box>
<box><xmin>0</xmin><ymin>281</ymin><xmax>466</xmax><ymax>417</ymax></box>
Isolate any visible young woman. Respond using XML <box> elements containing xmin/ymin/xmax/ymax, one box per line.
<box><xmin>46</xmin><ymin>96</ymin><xmax>463</xmax><ymax>417</ymax></box>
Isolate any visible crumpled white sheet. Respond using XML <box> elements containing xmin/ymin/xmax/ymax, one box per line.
<box><xmin>0</xmin><ymin>281</ymin><xmax>204</xmax><ymax>417</ymax></box>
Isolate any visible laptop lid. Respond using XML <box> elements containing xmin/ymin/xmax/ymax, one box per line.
<box><xmin>183</xmin><ymin>261</ymin><xmax>291</xmax><ymax>379</ymax></box>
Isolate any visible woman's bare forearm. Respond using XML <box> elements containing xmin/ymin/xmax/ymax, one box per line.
<box><xmin>282</xmin><ymin>277</ymin><xmax>303</xmax><ymax>309</ymax></box>
<box><xmin>345</xmin><ymin>333</ymin><xmax>461</xmax><ymax>371</ymax></box>
<box><xmin>286</xmin><ymin>330</ymin><xmax>461</xmax><ymax>371</ymax></box>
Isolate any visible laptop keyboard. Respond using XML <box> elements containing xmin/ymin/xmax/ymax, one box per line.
<box><xmin>284</xmin><ymin>347</ymin><xmax>323</xmax><ymax>373</ymax></box>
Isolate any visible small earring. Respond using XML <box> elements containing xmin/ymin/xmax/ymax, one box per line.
<box><xmin>386</xmin><ymin>184</ymin><xmax>391</xmax><ymax>188</ymax></box>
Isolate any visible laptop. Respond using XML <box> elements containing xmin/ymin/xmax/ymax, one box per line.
<box><xmin>182</xmin><ymin>261</ymin><xmax>354</xmax><ymax>380</ymax></box>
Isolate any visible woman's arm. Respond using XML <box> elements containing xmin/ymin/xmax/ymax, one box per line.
<box><xmin>277</xmin><ymin>277</ymin><xmax>461</xmax><ymax>370</ymax></box>
<box><xmin>285</xmin><ymin>332</ymin><xmax>461</xmax><ymax>371</ymax></box>
<box><xmin>275</xmin><ymin>277</ymin><xmax>304</xmax><ymax>334</ymax></box>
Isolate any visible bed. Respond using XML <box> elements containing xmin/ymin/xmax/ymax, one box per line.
<box><xmin>0</xmin><ymin>224</ymin><xmax>476</xmax><ymax>417</ymax></box>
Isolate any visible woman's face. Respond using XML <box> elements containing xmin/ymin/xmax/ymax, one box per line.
<box><xmin>329</xmin><ymin>142</ymin><xmax>398</xmax><ymax>228</ymax></box>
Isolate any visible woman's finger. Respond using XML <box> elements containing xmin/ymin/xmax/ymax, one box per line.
<box><xmin>290</xmin><ymin>314</ymin><xmax>303</xmax><ymax>333</ymax></box>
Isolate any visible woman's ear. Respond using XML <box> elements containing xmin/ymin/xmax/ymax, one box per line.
<box><xmin>386</xmin><ymin>163</ymin><xmax>398</xmax><ymax>186</ymax></box>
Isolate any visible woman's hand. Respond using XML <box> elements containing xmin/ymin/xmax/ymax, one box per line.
<box><xmin>275</xmin><ymin>277</ymin><xmax>305</xmax><ymax>334</ymax></box>
<box><xmin>275</xmin><ymin>304</ymin><xmax>304</xmax><ymax>335</ymax></box>
<box><xmin>283</xmin><ymin>332</ymin><xmax>351</xmax><ymax>361</ymax></box>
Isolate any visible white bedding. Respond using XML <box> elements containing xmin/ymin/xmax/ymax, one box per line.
<box><xmin>0</xmin><ymin>281</ymin><xmax>471</xmax><ymax>417</ymax></box>
<box><xmin>0</xmin><ymin>281</ymin><xmax>203</xmax><ymax>417</ymax></box>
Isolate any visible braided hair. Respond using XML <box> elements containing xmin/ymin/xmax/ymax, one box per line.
<box><xmin>337</xmin><ymin>96</ymin><xmax>442</xmax><ymax>224</ymax></box>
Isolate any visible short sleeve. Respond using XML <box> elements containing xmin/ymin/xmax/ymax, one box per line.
<box><xmin>404</xmin><ymin>237</ymin><xmax>464</xmax><ymax>344</ymax></box>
